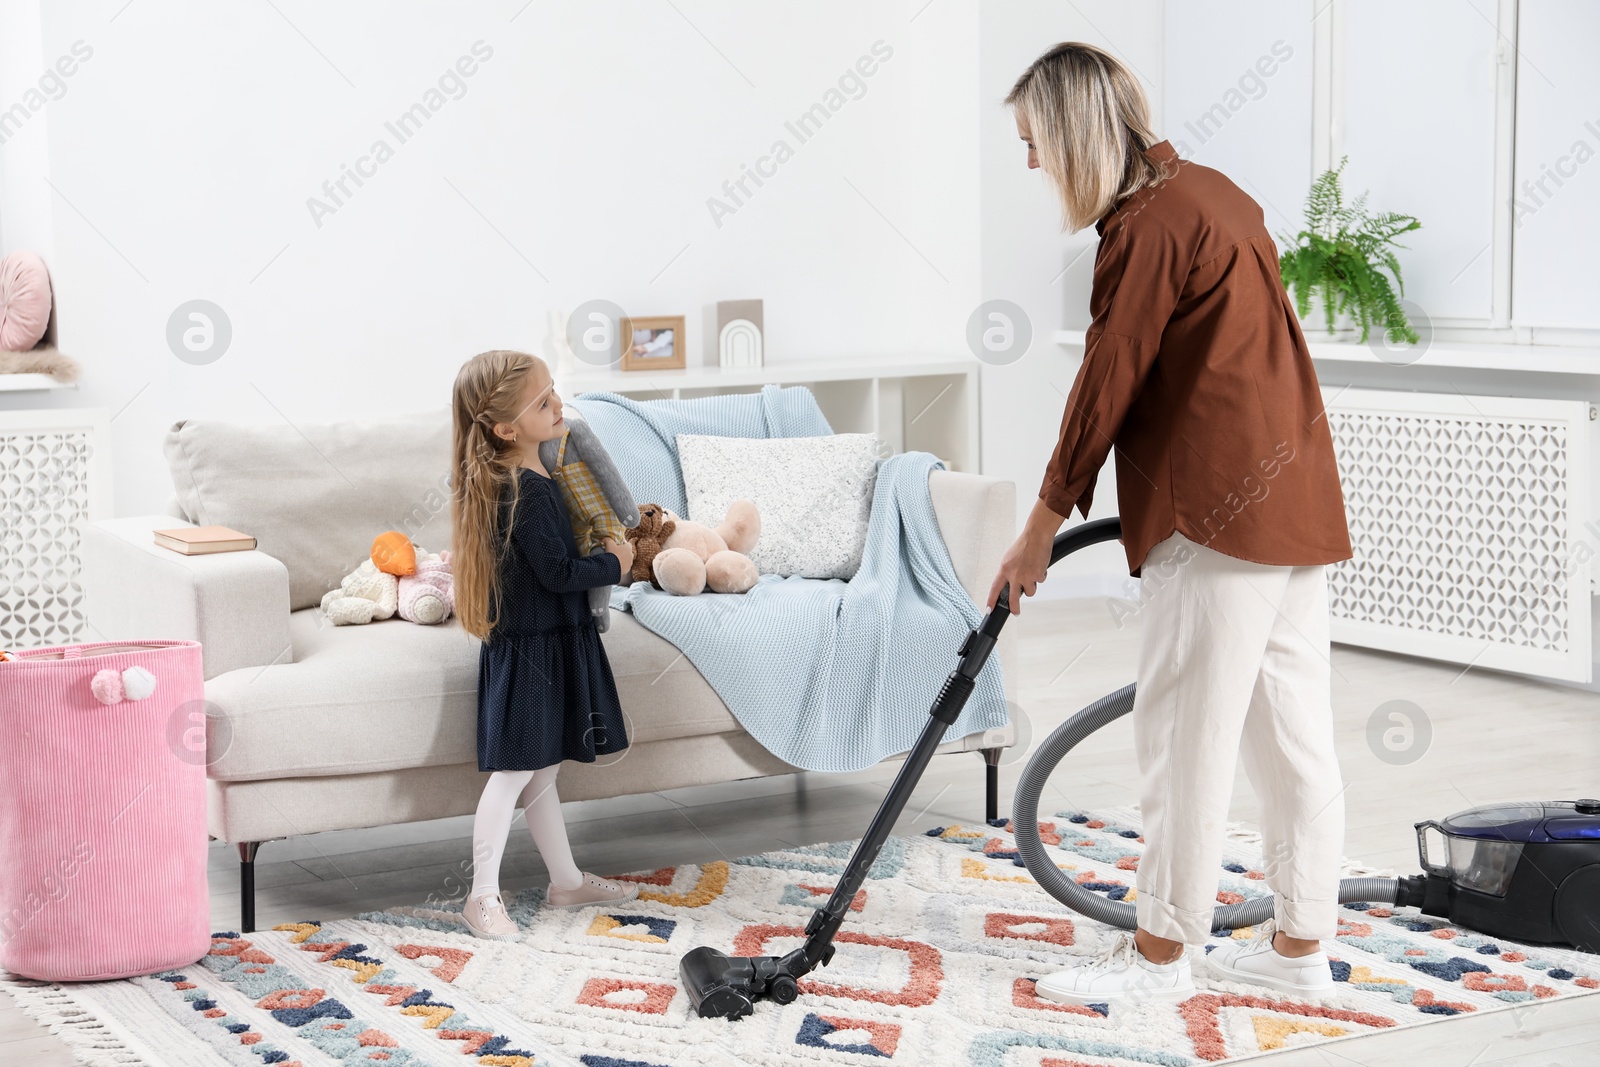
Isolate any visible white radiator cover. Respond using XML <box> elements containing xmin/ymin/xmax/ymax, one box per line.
<box><xmin>0</xmin><ymin>408</ymin><xmax>113</xmax><ymax>650</ymax></box>
<box><xmin>1322</xmin><ymin>386</ymin><xmax>1593</xmax><ymax>683</ymax></box>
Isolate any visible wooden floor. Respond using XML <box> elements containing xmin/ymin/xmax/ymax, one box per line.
<box><xmin>5</xmin><ymin>596</ymin><xmax>1598</xmax><ymax>1065</ymax></box>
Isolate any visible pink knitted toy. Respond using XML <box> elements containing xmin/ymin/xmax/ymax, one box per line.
<box><xmin>398</xmin><ymin>549</ymin><xmax>455</xmax><ymax>624</ymax></box>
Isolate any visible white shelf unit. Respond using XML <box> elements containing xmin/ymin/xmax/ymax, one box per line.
<box><xmin>554</xmin><ymin>356</ymin><xmax>983</xmax><ymax>474</ymax></box>
<box><xmin>0</xmin><ymin>374</ymin><xmax>76</xmax><ymax>393</ymax></box>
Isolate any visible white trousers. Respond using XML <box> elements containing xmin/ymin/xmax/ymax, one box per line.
<box><xmin>1131</xmin><ymin>529</ymin><xmax>1346</xmax><ymax>944</ymax></box>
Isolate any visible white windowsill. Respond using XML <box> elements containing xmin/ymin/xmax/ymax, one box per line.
<box><xmin>1051</xmin><ymin>329</ymin><xmax>1600</xmax><ymax>375</ymax></box>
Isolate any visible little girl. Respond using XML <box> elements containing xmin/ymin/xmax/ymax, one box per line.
<box><xmin>449</xmin><ymin>348</ymin><xmax>640</xmax><ymax>940</ymax></box>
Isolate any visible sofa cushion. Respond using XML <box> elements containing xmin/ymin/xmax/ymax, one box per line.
<box><xmin>164</xmin><ymin>408</ymin><xmax>456</xmax><ymax>612</ymax></box>
<box><xmin>204</xmin><ymin>609</ymin><xmax>740</xmax><ymax>782</ymax></box>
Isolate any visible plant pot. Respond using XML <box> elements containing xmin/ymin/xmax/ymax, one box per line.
<box><xmin>1295</xmin><ymin>290</ymin><xmax>1362</xmax><ymax>341</ymax></box>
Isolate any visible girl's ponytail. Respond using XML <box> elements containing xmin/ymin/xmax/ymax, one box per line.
<box><xmin>451</xmin><ymin>349</ymin><xmax>542</xmax><ymax>641</ymax></box>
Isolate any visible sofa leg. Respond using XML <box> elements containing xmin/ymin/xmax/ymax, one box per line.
<box><xmin>238</xmin><ymin>841</ymin><xmax>263</xmax><ymax>933</ymax></box>
<box><xmin>980</xmin><ymin>748</ymin><xmax>1003</xmax><ymax>824</ymax></box>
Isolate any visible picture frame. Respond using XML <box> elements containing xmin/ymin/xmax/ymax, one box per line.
<box><xmin>619</xmin><ymin>314</ymin><xmax>687</xmax><ymax>371</ymax></box>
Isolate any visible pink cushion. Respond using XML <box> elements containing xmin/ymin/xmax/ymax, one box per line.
<box><xmin>0</xmin><ymin>249</ymin><xmax>52</xmax><ymax>351</ymax></box>
<box><xmin>0</xmin><ymin>640</ymin><xmax>210</xmax><ymax>981</ymax></box>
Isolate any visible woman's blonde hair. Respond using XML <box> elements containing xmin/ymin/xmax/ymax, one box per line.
<box><xmin>451</xmin><ymin>348</ymin><xmax>546</xmax><ymax>641</ymax></box>
<box><xmin>1005</xmin><ymin>42</ymin><xmax>1175</xmax><ymax>234</ymax></box>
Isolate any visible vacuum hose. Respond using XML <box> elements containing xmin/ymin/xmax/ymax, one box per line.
<box><xmin>1011</xmin><ymin>523</ymin><xmax>1408</xmax><ymax>931</ymax></box>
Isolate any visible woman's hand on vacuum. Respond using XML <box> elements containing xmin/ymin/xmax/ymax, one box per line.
<box><xmin>987</xmin><ymin>500</ymin><xmax>1066</xmax><ymax>614</ymax></box>
<box><xmin>987</xmin><ymin>533</ymin><xmax>1049</xmax><ymax>614</ymax></box>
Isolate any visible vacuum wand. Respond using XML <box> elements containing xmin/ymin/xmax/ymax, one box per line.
<box><xmin>679</xmin><ymin>518</ymin><xmax>1122</xmax><ymax>1020</ymax></box>
<box><xmin>679</xmin><ymin>607</ymin><xmax>1005</xmax><ymax>1019</ymax></box>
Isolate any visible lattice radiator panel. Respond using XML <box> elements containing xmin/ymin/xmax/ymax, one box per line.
<box><xmin>0</xmin><ymin>409</ymin><xmax>111</xmax><ymax>651</ymax></box>
<box><xmin>1323</xmin><ymin>387</ymin><xmax>1592</xmax><ymax>683</ymax></box>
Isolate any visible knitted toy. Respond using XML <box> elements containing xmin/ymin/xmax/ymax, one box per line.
<box><xmin>537</xmin><ymin>406</ymin><xmax>638</xmax><ymax>632</ymax></box>
<box><xmin>321</xmin><ymin>533</ymin><xmax>455</xmax><ymax>625</ymax></box>
<box><xmin>400</xmin><ymin>550</ymin><xmax>455</xmax><ymax>624</ymax></box>
<box><xmin>626</xmin><ymin>500</ymin><xmax>760</xmax><ymax>595</ymax></box>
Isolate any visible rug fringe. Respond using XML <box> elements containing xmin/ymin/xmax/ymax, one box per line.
<box><xmin>0</xmin><ymin>975</ymin><xmax>155</xmax><ymax>1067</ymax></box>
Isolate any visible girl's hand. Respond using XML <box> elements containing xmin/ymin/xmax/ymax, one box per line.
<box><xmin>604</xmin><ymin>537</ymin><xmax>635</xmax><ymax>576</ymax></box>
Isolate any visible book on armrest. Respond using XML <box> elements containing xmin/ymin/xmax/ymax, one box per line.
<box><xmin>153</xmin><ymin>524</ymin><xmax>257</xmax><ymax>555</ymax></box>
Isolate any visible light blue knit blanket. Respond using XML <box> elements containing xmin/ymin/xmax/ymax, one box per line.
<box><xmin>572</xmin><ymin>385</ymin><xmax>1009</xmax><ymax>773</ymax></box>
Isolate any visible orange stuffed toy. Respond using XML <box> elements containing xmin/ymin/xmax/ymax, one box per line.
<box><xmin>370</xmin><ymin>531</ymin><xmax>417</xmax><ymax>576</ymax></box>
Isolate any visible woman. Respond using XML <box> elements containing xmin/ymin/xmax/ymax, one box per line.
<box><xmin>987</xmin><ymin>42</ymin><xmax>1355</xmax><ymax>1006</ymax></box>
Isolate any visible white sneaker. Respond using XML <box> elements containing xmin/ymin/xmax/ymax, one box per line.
<box><xmin>1206</xmin><ymin>918</ymin><xmax>1335</xmax><ymax>995</ymax></box>
<box><xmin>461</xmin><ymin>890</ymin><xmax>522</xmax><ymax>941</ymax></box>
<box><xmin>1034</xmin><ymin>932</ymin><xmax>1196</xmax><ymax>1006</ymax></box>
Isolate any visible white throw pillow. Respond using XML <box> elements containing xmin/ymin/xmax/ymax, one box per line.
<box><xmin>677</xmin><ymin>432</ymin><xmax>880</xmax><ymax>579</ymax></box>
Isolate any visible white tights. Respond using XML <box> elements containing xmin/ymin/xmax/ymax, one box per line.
<box><xmin>469</xmin><ymin>765</ymin><xmax>584</xmax><ymax>899</ymax></box>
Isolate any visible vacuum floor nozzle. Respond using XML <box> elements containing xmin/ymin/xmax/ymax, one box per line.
<box><xmin>680</xmin><ymin>946</ymin><xmax>802</xmax><ymax>1020</ymax></box>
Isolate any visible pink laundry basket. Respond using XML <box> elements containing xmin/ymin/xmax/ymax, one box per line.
<box><xmin>0</xmin><ymin>639</ymin><xmax>211</xmax><ymax>981</ymax></box>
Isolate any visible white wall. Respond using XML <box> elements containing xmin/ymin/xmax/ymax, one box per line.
<box><xmin>0</xmin><ymin>1</ymin><xmax>982</xmax><ymax>516</ymax></box>
<box><xmin>0</xmin><ymin>0</ymin><xmax>56</xmax><ymax>260</ymax></box>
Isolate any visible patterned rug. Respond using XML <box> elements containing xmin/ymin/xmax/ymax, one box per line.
<box><xmin>6</xmin><ymin>805</ymin><xmax>1599</xmax><ymax>1066</ymax></box>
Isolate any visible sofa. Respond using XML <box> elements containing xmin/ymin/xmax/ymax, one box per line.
<box><xmin>80</xmin><ymin>394</ymin><xmax>1019</xmax><ymax>932</ymax></box>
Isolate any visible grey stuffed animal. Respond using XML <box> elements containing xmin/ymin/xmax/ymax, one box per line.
<box><xmin>537</xmin><ymin>406</ymin><xmax>639</xmax><ymax>632</ymax></box>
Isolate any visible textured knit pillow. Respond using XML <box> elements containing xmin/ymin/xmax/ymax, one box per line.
<box><xmin>677</xmin><ymin>432</ymin><xmax>879</xmax><ymax>579</ymax></box>
<box><xmin>0</xmin><ymin>250</ymin><xmax>52</xmax><ymax>352</ymax></box>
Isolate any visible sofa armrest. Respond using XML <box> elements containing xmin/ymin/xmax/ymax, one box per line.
<box><xmin>81</xmin><ymin>515</ymin><xmax>293</xmax><ymax>681</ymax></box>
<box><xmin>929</xmin><ymin>469</ymin><xmax>1016</xmax><ymax>609</ymax></box>
<box><xmin>928</xmin><ymin>469</ymin><xmax>1018</xmax><ymax>708</ymax></box>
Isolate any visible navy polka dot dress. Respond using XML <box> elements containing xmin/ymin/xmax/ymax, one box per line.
<box><xmin>477</xmin><ymin>466</ymin><xmax>629</xmax><ymax>772</ymax></box>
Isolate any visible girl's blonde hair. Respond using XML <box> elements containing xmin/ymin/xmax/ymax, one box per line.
<box><xmin>451</xmin><ymin>348</ymin><xmax>547</xmax><ymax>641</ymax></box>
<box><xmin>1005</xmin><ymin>42</ymin><xmax>1176</xmax><ymax>234</ymax></box>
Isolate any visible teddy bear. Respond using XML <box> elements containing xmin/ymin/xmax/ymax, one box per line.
<box><xmin>320</xmin><ymin>532</ymin><xmax>455</xmax><ymax>625</ymax></box>
<box><xmin>624</xmin><ymin>500</ymin><xmax>761</xmax><ymax>595</ymax></box>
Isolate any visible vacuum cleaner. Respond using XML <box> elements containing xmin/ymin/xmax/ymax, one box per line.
<box><xmin>679</xmin><ymin>516</ymin><xmax>1600</xmax><ymax>1020</ymax></box>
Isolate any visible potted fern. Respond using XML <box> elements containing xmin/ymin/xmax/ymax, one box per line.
<box><xmin>1278</xmin><ymin>156</ymin><xmax>1422</xmax><ymax>345</ymax></box>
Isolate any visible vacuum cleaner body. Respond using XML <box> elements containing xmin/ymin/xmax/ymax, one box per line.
<box><xmin>1396</xmin><ymin>800</ymin><xmax>1600</xmax><ymax>953</ymax></box>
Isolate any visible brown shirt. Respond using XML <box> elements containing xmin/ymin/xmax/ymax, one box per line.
<box><xmin>1040</xmin><ymin>138</ymin><xmax>1353</xmax><ymax>579</ymax></box>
